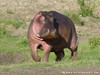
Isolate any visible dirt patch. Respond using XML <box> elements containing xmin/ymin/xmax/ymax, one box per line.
<box><xmin>0</xmin><ymin>52</ymin><xmax>27</xmax><ymax>65</ymax></box>
<box><xmin>0</xmin><ymin>67</ymin><xmax>100</xmax><ymax>75</ymax></box>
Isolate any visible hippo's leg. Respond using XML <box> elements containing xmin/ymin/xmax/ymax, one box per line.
<box><xmin>30</xmin><ymin>43</ymin><xmax>41</xmax><ymax>62</ymax></box>
<box><xmin>41</xmin><ymin>43</ymin><xmax>52</xmax><ymax>62</ymax></box>
<box><xmin>69</xmin><ymin>35</ymin><xmax>78</xmax><ymax>60</ymax></box>
<box><xmin>70</xmin><ymin>46</ymin><xmax>78</xmax><ymax>60</ymax></box>
<box><xmin>54</xmin><ymin>50</ymin><xmax>65</xmax><ymax>62</ymax></box>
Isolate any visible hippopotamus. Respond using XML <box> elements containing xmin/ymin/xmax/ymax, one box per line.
<box><xmin>28</xmin><ymin>11</ymin><xmax>78</xmax><ymax>62</ymax></box>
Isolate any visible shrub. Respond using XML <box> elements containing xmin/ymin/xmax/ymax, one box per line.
<box><xmin>79</xmin><ymin>6</ymin><xmax>93</xmax><ymax>17</ymax></box>
<box><xmin>77</xmin><ymin>0</ymin><xmax>93</xmax><ymax>17</ymax></box>
<box><xmin>89</xmin><ymin>37</ymin><xmax>100</xmax><ymax>48</ymax></box>
<box><xmin>6</xmin><ymin>9</ymin><xmax>14</xmax><ymax>14</ymax></box>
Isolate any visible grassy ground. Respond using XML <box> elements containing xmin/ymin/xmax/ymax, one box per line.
<box><xmin>0</xmin><ymin>1</ymin><xmax>100</xmax><ymax>75</ymax></box>
<box><xmin>0</xmin><ymin>35</ymin><xmax>100</xmax><ymax>71</ymax></box>
<box><xmin>0</xmin><ymin>13</ymin><xmax>100</xmax><ymax>72</ymax></box>
<box><xmin>0</xmin><ymin>0</ymin><xmax>100</xmax><ymax>72</ymax></box>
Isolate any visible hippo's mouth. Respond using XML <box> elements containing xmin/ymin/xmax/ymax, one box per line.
<box><xmin>39</xmin><ymin>28</ymin><xmax>57</xmax><ymax>39</ymax></box>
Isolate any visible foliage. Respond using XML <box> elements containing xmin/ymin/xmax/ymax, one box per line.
<box><xmin>89</xmin><ymin>37</ymin><xmax>100</xmax><ymax>48</ymax></box>
<box><xmin>0</xmin><ymin>35</ymin><xmax>100</xmax><ymax>71</ymax></box>
<box><xmin>18</xmin><ymin>37</ymin><xmax>28</xmax><ymax>47</ymax></box>
<box><xmin>77</xmin><ymin>0</ymin><xmax>93</xmax><ymax>17</ymax></box>
<box><xmin>77</xmin><ymin>0</ymin><xmax>84</xmax><ymax>6</ymax></box>
<box><xmin>79</xmin><ymin>6</ymin><xmax>93</xmax><ymax>17</ymax></box>
<box><xmin>6</xmin><ymin>9</ymin><xmax>15</xmax><ymax>14</ymax></box>
<box><xmin>0</xmin><ymin>27</ymin><xmax>9</xmax><ymax>38</ymax></box>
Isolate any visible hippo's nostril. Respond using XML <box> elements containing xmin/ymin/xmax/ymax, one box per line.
<box><xmin>51</xmin><ymin>29</ymin><xmax>56</xmax><ymax>34</ymax></box>
<box><xmin>45</xmin><ymin>29</ymin><xmax>50</xmax><ymax>35</ymax></box>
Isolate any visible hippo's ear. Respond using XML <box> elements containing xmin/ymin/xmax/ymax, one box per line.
<box><xmin>40</xmin><ymin>16</ymin><xmax>45</xmax><ymax>21</ymax></box>
<box><xmin>39</xmin><ymin>16</ymin><xmax>45</xmax><ymax>24</ymax></box>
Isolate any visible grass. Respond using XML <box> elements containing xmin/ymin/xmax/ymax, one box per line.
<box><xmin>0</xmin><ymin>27</ymin><xmax>9</xmax><ymax>38</ymax></box>
<box><xmin>0</xmin><ymin>13</ymin><xmax>100</xmax><ymax>71</ymax></box>
<box><xmin>0</xmin><ymin>17</ymin><xmax>25</xmax><ymax>29</ymax></box>
<box><xmin>89</xmin><ymin>37</ymin><xmax>100</xmax><ymax>48</ymax></box>
<box><xmin>63</xmin><ymin>0</ymin><xmax>95</xmax><ymax>26</ymax></box>
<box><xmin>0</xmin><ymin>35</ymin><xmax>100</xmax><ymax>71</ymax></box>
<box><xmin>0</xmin><ymin>36</ymin><xmax>27</xmax><ymax>52</ymax></box>
<box><xmin>0</xmin><ymin>0</ymin><xmax>100</xmax><ymax>72</ymax></box>
<box><xmin>77</xmin><ymin>0</ymin><xmax>93</xmax><ymax>17</ymax></box>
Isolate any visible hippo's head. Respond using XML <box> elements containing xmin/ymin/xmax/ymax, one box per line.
<box><xmin>36</xmin><ymin>11</ymin><xmax>57</xmax><ymax>39</ymax></box>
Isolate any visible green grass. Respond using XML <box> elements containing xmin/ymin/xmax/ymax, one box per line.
<box><xmin>0</xmin><ymin>27</ymin><xmax>9</xmax><ymax>38</ymax></box>
<box><xmin>0</xmin><ymin>17</ymin><xmax>25</xmax><ymax>29</ymax></box>
<box><xmin>0</xmin><ymin>36</ymin><xmax>28</xmax><ymax>52</ymax></box>
<box><xmin>0</xmin><ymin>35</ymin><xmax>100</xmax><ymax>71</ymax></box>
<box><xmin>63</xmin><ymin>0</ymin><xmax>95</xmax><ymax>26</ymax></box>
<box><xmin>0</xmin><ymin>0</ymin><xmax>100</xmax><ymax>71</ymax></box>
<box><xmin>77</xmin><ymin>0</ymin><xmax>93</xmax><ymax>17</ymax></box>
<box><xmin>89</xmin><ymin>37</ymin><xmax>100</xmax><ymax>48</ymax></box>
<box><xmin>0</xmin><ymin>23</ymin><xmax>100</xmax><ymax>70</ymax></box>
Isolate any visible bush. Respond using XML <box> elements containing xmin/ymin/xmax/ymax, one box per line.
<box><xmin>79</xmin><ymin>6</ymin><xmax>93</xmax><ymax>17</ymax></box>
<box><xmin>6</xmin><ymin>9</ymin><xmax>14</xmax><ymax>14</ymax></box>
<box><xmin>89</xmin><ymin>37</ymin><xmax>100</xmax><ymax>48</ymax></box>
<box><xmin>77</xmin><ymin>0</ymin><xmax>93</xmax><ymax>17</ymax></box>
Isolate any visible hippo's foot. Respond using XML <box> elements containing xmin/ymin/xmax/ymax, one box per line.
<box><xmin>32</xmin><ymin>56</ymin><xmax>41</xmax><ymax>62</ymax></box>
<box><xmin>55</xmin><ymin>50</ymin><xmax>65</xmax><ymax>62</ymax></box>
<box><xmin>70</xmin><ymin>51</ymin><xmax>78</xmax><ymax>61</ymax></box>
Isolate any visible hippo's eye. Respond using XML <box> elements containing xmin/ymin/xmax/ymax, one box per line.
<box><xmin>46</xmin><ymin>15</ymin><xmax>53</xmax><ymax>22</ymax></box>
<box><xmin>50</xmin><ymin>13</ymin><xmax>53</xmax><ymax>16</ymax></box>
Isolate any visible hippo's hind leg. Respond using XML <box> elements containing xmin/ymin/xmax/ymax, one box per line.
<box><xmin>69</xmin><ymin>33</ymin><xmax>78</xmax><ymax>60</ymax></box>
<box><xmin>69</xmin><ymin>38</ymin><xmax>78</xmax><ymax>60</ymax></box>
<box><xmin>54</xmin><ymin>50</ymin><xmax>65</xmax><ymax>62</ymax></box>
<box><xmin>70</xmin><ymin>46</ymin><xmax>78</xmax><ymax>60</ymax></box>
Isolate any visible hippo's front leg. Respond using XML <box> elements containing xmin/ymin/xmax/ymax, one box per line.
<box><xmin>29</xmin><ymin>42</ymin><xmax>41</xmax><ymax>62</ymax></box>
<box><xmin>41</xmin><ymin>42</ymin><xmax>52</xmax><ymax>62</ymax></box>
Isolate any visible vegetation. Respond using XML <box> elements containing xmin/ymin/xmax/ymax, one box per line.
<box><xmin>77</xmin><ymin>0</ymin><xmax>93</xmax><ymax>17</ymax></box>
<box><xmin>0</xmin><ymin>33</ymin><xmax>100</xmax><ymax>71</ymax></box>
<box><xmin>0</xmin><ymin>0</ymin><xmax>100</xmax><ymax>72</ymax></box>
<box><xmin>0</xmin><ymin>27</ymin><xmax>8</xmax><ymax>38</ymax></box>
<box><xmin>89</xmin><ymin>37</ymin><xmax>100</xmax><ymax>48</ymax></box>
<box><xmin>64</xmin><ymin>0</ymin><xmax>99</xmax><ymax>26</ymax></box>
<box><xmin>18</xmin><ymin>37</ymin><xmax>28</xmax><ymax>47</ymax></box>
<box><xmin>0</xmin><ymin>17</ymin><xmax>25</xmax><ymax>29</ymax></box>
